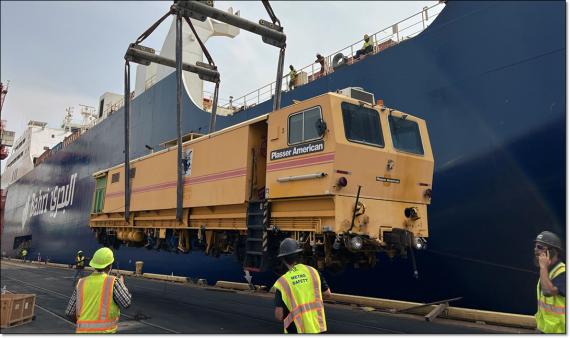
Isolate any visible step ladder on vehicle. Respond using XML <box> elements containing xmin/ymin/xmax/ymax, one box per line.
<box><xmin>243</xmin><ymin>200</ymin><xmax>270</xmax><ymax>272</ymax></box>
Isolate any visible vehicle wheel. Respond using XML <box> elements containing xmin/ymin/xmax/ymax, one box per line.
<box><xmin>326</xmin><ymin>263</ymin><xmax>346</xmax><ymax>276</ymax></box>
<box><xmin>306</xmin><ymin>256</ymin><xmax>318</xmax><ymax>269</ymax></box>
<box><xmin>210</xmin><ymin>246</ymin><xmax>221</xmax><ymax>259</ymax></box>
<box><xmin>98</xmin><ymin>232</ymin><xmax>107</xmax><ymax>245</ymax></box>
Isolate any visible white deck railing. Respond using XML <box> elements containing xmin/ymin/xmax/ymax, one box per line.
<box><xmin>215</xmin><ymin>3</ymin><xmax>444</xmax><ymax>111</ymax></box>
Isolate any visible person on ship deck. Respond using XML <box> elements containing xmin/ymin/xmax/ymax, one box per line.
<box><xmin>288</xmin><ymin>65</ymin><xmax>297</xmax><ymax>91</ymax></box>
<box><xmin>354</xmin><ymin>34</ymin><xmax>373</xmax><ymax>60</ymax></box>
<box><xmin>315</xmin><ymin>53</ymin><xmax>326</xmax><ymax>77</ymax></box>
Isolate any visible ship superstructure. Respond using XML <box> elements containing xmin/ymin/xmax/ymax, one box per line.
<box><xmin>1</xmin><ymin>121</ymin><xmax>72</xmax><ymax>190</ymax></box>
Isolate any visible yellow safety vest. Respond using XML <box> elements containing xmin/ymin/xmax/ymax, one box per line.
<box><xmin>273</xmin><ymin>264</ymin><xmax>327</xmax><ymax>333</ymax></box>
<box><xmin>362</xmin><ymin>40</ymin><xmax>371</xmax><ymax>50</ymax></box>
<box><xmin>76</xmin><ymin>272</ymin><xmax>120</xmax><ymax>334</ymax></box>
<box><xmin>536</xmin><ymin>261</ymin><xmax>565</xmax><ymax>333</ymax></box>
<box><xmin>290</xmin><ymin>69</ymin><xmax>297</xmax><ymax>80</ymax></box>
<box><xmin>77</xmin><ymin>256</ymin><xmax>85</xmax><ymax>267</ymax></box>
<box><xmin>22</xmin><ymin>250</ymin><xmax>27</xmax><ymax>256</ymax></box>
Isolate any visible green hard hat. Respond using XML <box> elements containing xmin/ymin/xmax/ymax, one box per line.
<box><xmin>90</xmin><ymin>247</ymin><xmax>114</xmax><ymax>269</ymax></box>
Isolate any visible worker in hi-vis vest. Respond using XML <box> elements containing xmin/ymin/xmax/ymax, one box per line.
<box><xmin>21</xmin><ymin>249</ymin><xmax>28</xmax><ymax>262</ymax></box>
<box><xmin>65</xmin><ymin>247</ymin><xmax>131</xmax><ymax>333</ymax></box>
<box><xmin>534</xmin><ymin>231</ymin><xmax>565</xmax><ymax>333</ymax></box>
<box><xmin>288</xmin><ymin>65</ymin><xmax>297</xmax><ymax>91</ymax></box>
<box><xmin>72</xmin><ymin>251</ymin><xmax>91</xmax><ymax>285</ymax></box>
<box><xmin>273</xmin><ymin>238</ymin><xmax>331</xmax><ymax>333</ymax></box>
<box><xmin>354</xmin><ymin>34</ymin><xmax>373</xmax><ymax>60</ymax></box>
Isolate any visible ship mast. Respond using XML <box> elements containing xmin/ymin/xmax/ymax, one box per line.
<box><xmin>0</xmin><ymin>81</ymin><xmax>8</xmax><ymax>113</ymax></box>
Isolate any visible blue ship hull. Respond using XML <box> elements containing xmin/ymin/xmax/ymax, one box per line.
<box><xmin>2</xmin><ymin>1</ymin><xmax>565</xmax><ymax>315</ymax></box>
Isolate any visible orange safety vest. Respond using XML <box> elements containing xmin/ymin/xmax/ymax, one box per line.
<box><xmin>76</xmin><ymin>272</ymin><xmax>120</xmax><ymax>333</ymax></box>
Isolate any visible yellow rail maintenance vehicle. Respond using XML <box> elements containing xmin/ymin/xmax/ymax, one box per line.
<box><xmin>89</xmin><ymin>88</ymin><xmax>434</xmax><ymax>276</ymax></box>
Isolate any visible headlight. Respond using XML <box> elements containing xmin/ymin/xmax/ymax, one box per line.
<box><xmin>332</xmin><ymin>238</ymin><xmax>341</xmax><ymax>250</ymax></box>
<box><xmin>349</xmin><ymin>236</ymin><xmax>363</xmax><ymax>250</ymax></box>
<box><xmin>413</xmin><ymin>237</ymin><xmax>423</xmax><ymax>250</ymax></box>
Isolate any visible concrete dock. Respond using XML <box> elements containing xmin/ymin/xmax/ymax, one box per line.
<box><xmin>0</xmin><ymin>260</ymin><xmax>536</xmax><ymax>334</ymax></box>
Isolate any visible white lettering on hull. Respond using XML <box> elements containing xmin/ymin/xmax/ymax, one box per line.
<box><xmin>22</xmin><ymin>173</ymin><xmax>78</xmax><ymax>230</ymax></box>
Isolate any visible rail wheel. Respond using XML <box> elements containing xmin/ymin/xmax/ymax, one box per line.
<box><xmin>326</xmin><ymin>262</ymin><xmax>346</xmax><ymax>276</ymax></box>
<box><xmin>210</xmin><ymin>246</ymin><xmax>221</xmax><ymax>259</ymax></box>
<box><xmin>306</xmin><ymin>256</ymin><xmax>318</xmax><ymax>269</ymax></box>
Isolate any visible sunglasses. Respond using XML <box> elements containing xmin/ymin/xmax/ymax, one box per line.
<box><xmin>535</xmin><ymin>244</ymin><xmax>548</xmax><ymax>250</ymax></box>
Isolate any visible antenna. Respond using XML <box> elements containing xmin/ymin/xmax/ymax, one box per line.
<box><xmin>0</xmin><ymin>81</ymin><xmax>9</xmax><ymax>113</ymax></box>
<box><xmin>62</xmin><ymin>107</ymin><xmax>74</xmax><ymax>132</ymax></box>
<box><xmin>79</xmin><ymin>104</ymin><xmax>96</xmax><ymax>125</ymax></box>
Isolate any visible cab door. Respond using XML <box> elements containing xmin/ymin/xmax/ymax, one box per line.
<box><xmin>265</xmin><ymin>99</ymin><xmax>335</xmax><ymax>199</ymax></box>
<box><xmin>383</xmin><ymin>110</ymin><xmax>434</xmax><ymax>204</ymax></box>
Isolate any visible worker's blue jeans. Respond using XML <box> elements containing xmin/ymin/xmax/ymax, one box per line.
<box><xmin>355</xmin><ymin>45</ymin><xmax>373</xmax><ymax>59</ymax></box>
<box><xmin>72</xmin><ymin>269</ymin><xmax>85</xmax><ymax>285</ymax></box>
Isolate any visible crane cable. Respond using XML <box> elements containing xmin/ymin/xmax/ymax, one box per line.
<box><xmin>262</xmin><ymin>0</ymin><xmax>281</xmax><ymax>27</ymax></box>
<box><xmin>182</xmin><ymin>15</ymin><xmax>216</xmax><ymax>68</ymax></box>
<box><xmin>134</xmin><ymin>9</ymin><xmax>175</xmax><ymax>46</ymax></box>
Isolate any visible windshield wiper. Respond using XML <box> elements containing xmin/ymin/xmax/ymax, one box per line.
<box><xmin>395</xmin><ymin>114</ymin><xmax>408</xmax><ymax>129</ymax></box>
<box><xmin>350</xmin><ymin>102</ymin><xmax>365</xmax><ymax>118</ymax></box>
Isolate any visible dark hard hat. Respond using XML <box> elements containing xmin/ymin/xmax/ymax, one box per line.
<box><xmin>277</xmin><ymin>238</ymin><xmax>303</xmax><ymax>257</ymax></box>
<box><xmin>535</xmin><ymin>231</ymin><xmax>563</xmax><ymax>250</ymax></box>
<box><xmin>290</xmin><ymin>65</ymin><xmax>293</xmax><ymax>69</ymax></box>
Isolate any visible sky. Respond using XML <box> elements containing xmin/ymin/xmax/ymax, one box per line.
<box><xmin>1</xmin><ymin>1</ymin><xmax>440</xmax><ymax>175</ymax></box>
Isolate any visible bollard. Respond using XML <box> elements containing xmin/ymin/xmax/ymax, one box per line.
<box><xmin>135</xmin><ymin>261</ymin><xmax>144</xmax><ymax>275</ymax></box>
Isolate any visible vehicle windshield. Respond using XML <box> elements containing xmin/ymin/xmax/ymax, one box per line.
<box><xmin>388</xmin><ymin>114</ymin><xmax>424</xmax><ymax>155</ymax></box>
<box><xmin>341</xmin><ymin>102</ymin><xmax>384</xmax><ymax>148</ymax></box>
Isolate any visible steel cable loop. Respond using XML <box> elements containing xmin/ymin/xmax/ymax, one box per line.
<box><xmin>124</xmin><ymin>60</ymin><xmax>131</xmax><ymax>223</ymax></box>
<box><xmin>183</xmin><ymin>15</ymin><xmax>215</xmax><ymax>67</ymax></box>
<box><xmin>208</xmin><ymin>82</ymin><xmax>220</xmax><ymax>133</ymax></box>
<box><xmin>175</xmin><ymin>15</ymin><xmax>184</xmax><ymax>223</ymax></box>
<box><xmin>135</xmin><ymin>9</ymin><xmax>175</xmax><ymax>46</ymax></box>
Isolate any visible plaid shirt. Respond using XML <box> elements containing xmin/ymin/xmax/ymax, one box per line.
<box><xmin>65</xmin><ymin>274</ymin><xmax>132</xmax><ymax>316</ymax></box>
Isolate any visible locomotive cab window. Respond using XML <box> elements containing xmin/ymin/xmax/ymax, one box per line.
<box><xmin>341</xmin><ymin>102</ymin><xmax>384</xmax><ymax>148</ymax></box>
<box><xmin>388</xmin><ymin>114</ymin><xmax>424</xmax><ymax>156</ymax></box>
<box><xmin>288</xmin><ymin>106</ymin><xmax>323</xmax><ymax>145</ymax></box>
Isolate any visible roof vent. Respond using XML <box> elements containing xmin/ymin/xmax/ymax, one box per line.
<box><xmin>338</xmin><ymin>87</ymin><xmax>375</xmax><ymax>105</ymax></box>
